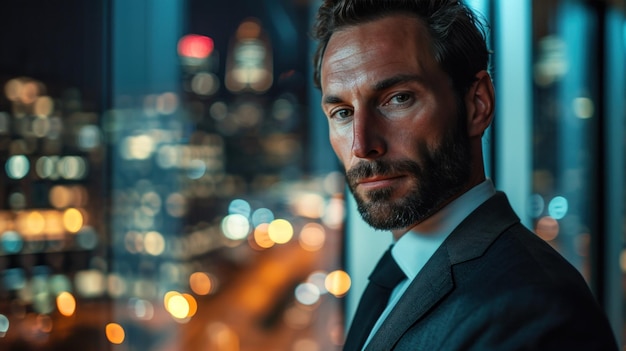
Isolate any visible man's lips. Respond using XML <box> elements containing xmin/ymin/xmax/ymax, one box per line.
<box><xmin>356</xmin><ymin>175</ymin><xmax>405</xmax><ymax>190</ymax></box>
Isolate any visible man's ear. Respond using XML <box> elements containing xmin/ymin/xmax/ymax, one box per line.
<box><xmin>465</xmin><ymin>70</ymin><xmax>495</xmax><ymax>137</ymax></box>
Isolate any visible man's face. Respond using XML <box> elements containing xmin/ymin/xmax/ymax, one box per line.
<box><xmin>320</xmin><ymin>15</ymin><xmax>472</xmax><ymax>235</ymax></box>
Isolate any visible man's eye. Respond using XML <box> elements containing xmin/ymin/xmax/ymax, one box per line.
<box><xmin>389</xmin><ymin>93</ymin><xmax>411</xmax><ymax>104</ymax></box>
<box><xmin>331</xmin><ymin>109</ymin><xmax>353</xmax><ymax>119</ymax></box>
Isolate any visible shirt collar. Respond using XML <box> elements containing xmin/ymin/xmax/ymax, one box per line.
<box><xmin>392</xmin><ymin>179</ymin><xmax>496</xmax><ymax>280</ymax></box>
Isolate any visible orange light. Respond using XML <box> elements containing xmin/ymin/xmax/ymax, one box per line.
<box><xmin>105</xmin><ymin>323</ymin><xmax>125</xmax><ymax>344</ymax></box>
<box><xmin>325</xmin><ymin>270</ymin><xmax>351</xmax><ymax>297</ymax></box>
<box><xmin>26</xmin><ymin>211</ymin><xmax>45</xmax><ymax>235</ymax></box>
<box><xmin>167</xmin><ymin>294</ymin><xmax>189</xmax><ymax>319</ymax></box>
<box><xmin>56</xmin><ymin>292</ymin><xmax>76</xmax><ymax>317</ymax></box>
<box><xmin>182</xmin><ymin>293</ymin><xmax>197</xmax><ymax>318</ymax></box>
<box><xmin>63</xmin><ymin>208</ymin><xmax>83</xmax><ymax>233</ymax></box>
<box><xmin>253</xmin><ymin>223</ymin><xmax>274</xmax><ymax>249</ymax></box>
<box><xmin>163</xmin><ymin>291</ymin><xmax>179</xmax><ymax>310</ymax></box>
<box><xmin>189</xmin><ymin>272</ymin><xmax>212</xmax><ymax>295</ymax></box>
<box><xmin>535</xmin><ymin>216</ymin><xmax>559</xmax><ymax>241</ymax></box>
<box><xmin>299</xmin><ymin>223</ymin><xmax>326</xmax><ymax>252</ymax></box>
<box><xmin>178</xmin><ymin>34</ymin><xmax>214</xmax><ymax>59</ymax></box>
<box><xmin>268</xmin><ymin>219</ymin><xmax>293</xmax><ymax>244</ymax></box>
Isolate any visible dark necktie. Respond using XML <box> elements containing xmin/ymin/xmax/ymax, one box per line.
<box><xmin>343</xmin><ymin>248</ymin><xmax>406</xmax><ymax>351</ymax></box>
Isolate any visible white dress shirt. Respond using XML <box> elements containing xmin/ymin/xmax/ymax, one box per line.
<box><xmin>362</xmin><ymin>179</ymin><xmax>496</xmax><ymax>349</ymax></box>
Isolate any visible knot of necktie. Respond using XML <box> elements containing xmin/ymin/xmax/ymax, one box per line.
<box><xmin>369</xmin><ymin>248</ymin><xmax>406</xmax><ymax>289</ymax></box>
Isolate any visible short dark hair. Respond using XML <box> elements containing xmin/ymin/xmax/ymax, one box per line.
<box><xmin>311</xmin><ymin>0</ymin><xmax>490</xmax><ymax>98</ymax></box>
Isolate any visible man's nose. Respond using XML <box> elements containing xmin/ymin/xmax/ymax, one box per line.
<box><xmin>351</xmin><ymin>111</ymin><xmax>386</xmax><ymax>159</ymax></box>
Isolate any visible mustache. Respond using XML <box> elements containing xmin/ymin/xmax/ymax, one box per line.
<box><xmin>346</xmin><ymin>159</ymin><xmax>422</xmax><ymax>185</ymax></box>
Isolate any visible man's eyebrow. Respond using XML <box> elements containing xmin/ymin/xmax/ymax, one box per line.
<box><xmin>373</xmin><ymin>74</ymin><xmax>425</xmax><ymax>91</ymax></box>
<box><xmin>322</xmin><ymin>95</ymin><xmax>343</xmax><ymax>105</ymax></box>
<box><xmin>322</xmin><ymin>74</ymin><xmax>425</xmax><ymax>105</ymax></box>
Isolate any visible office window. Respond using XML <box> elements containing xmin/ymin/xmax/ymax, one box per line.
<box><xmin>0</xmin><ymin>1</ymin><xmax>345</xmax><ymax>350</ymax></box>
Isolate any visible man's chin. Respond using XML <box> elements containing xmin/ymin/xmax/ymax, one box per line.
<box><xmin>361</xmin><ymin>213</ymin><xmax>410</xmax><ymax>231</ymax></box>
<box><xmin>356</xmin><ymin>200</ymin><xmax>403</xmax><ymax>229</ymax></box>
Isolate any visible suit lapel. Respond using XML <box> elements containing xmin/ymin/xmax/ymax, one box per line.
<box><xmin>365</xmin><ymin>245</ymin><xmax>453</xmax><ymax>350</ymax></box>
<box><xmin>364</xmin><ymin>193</ymin><xmax>520</xmax><ymax>350</ymax></box>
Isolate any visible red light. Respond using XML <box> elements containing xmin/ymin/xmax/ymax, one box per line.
<box><xmin>178</xmin><ymin>34</ymin><xmax>214</xmax><ymax>59</ymax></box>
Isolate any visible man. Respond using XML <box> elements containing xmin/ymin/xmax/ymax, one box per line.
<box><xmin>312</xmin><ymin>0</ymin><xmax>618</xmax><ymax>350</ymax></box>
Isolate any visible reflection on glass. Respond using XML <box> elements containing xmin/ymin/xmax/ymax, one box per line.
<box><xmin>0</xmin><ymin>1</ymin><xmax>346</xmax><ymax>350</ymax></box>
<box><xmin>531</xmin><ymin>0</ymin><xmax>599</xmax><ymax>280</ymax></box>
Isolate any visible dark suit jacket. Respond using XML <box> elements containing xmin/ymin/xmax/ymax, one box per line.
<box><xmin>362</xmin><ymin>192</ymin><xmax>617</xmax><ymax>350</ymax></box>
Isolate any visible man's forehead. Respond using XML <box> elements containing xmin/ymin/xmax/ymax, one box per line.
<box><xmin>321</xmin><ymin>17</ymin><xmax>433</xmax><ymax>69</ymax></box>
<box><xmin>320</xmin><ymin>19</ymin><xmax>437</xmax><ymax>94</ymax></box>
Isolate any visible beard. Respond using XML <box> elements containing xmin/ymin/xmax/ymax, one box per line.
<box><xmin>345</xmin><ymin>117</ymin><xmax>472</xmax><ymax>231</ymax></box>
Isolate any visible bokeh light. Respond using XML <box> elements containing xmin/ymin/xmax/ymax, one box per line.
<box><xmin>268</xmin><ymin>219</ymin><xmax>293</xmax><ymax>244</ymax></box>
<box><xmin>76</xmin><ymin>226</ymin><xmax>98</xmax><ymax>250</ymax></box>
<box><xmin>75</xmin><ymin>269</ymin><xmax>106</xmax><ymax>297</ymax></box>
<box><xmin>548</xmin><ymin>196</ymin><xmax>568</xmax><ymax>220</ymax></box>
<box><xmin>165</xmin><ymin>292</ymin><xmax>190</xmax><ymax>319</ymax></box>
<box><xmin>129</xmin><ymin>298</ymin><xmax>155</xmax><ymax>320</ymax></box>
<box><xmin>294</xmin><ymin>283</ymin><xmax>321</xmax><ymax>306</ymax></box>
<box><xmin>78</xmin><ymin>125</ymin><xmax>102</xmax><ymax>150</ymax></box>
<box><xmin>16</xmin><ymin>211</ymin><xmax>45</xmax><ymax>236</ymax></box>
<box><xmin>166</xmin><ymin>192</ymin><xmax>188</xmax><ymax>217</ymax></box>
<box><xmin>535</xmin><ymin>216</ymin><xmax>560</xmax><ymax>241</ymax></box>
<box><xmin>251</xmin><ymin>208</ymin><xmax>274</xmax><ymax>227</ymax></box>
<box><xmin>253</xmin><ymin>223</ymin><xmax>274</xmax><ymax>249</ymax></box>
<box><xmin>58</xmin><ymin>156</ymin><xmax>87</xmax><ymax>180</ymax></box>
<box><xmin>42</xmin><ymin>210</ymin><xmax>64</xmax><ymax>238</ymax></box>
<box><xmin>573</xmin><ymin>96</ymin><xmax>594</xmax><ymax>119</ymax></box>
<box><xmin>187</xmin><ymin>159</ymin><xmax>206</xmax><ymax>179</ymax></box>
<box><xmin>182</xmin><ymin>293</ymin><xmax>198</xmax><ymax>318</ymax></box>
<box><xmin>178</xmin><ymin>34</ymin><xmax>214</xmax><ymax>59</ymax></box>
<box><xmin>325</xmin><ymin>270</ymin><xmax>351</xmax><ymax>297</ymax></box>
<box><xmin>8</xmin><ymin>192</ymin><xmax>26</xmax><ymax>210</ymax></box>
<box><xmin>6</xmin><ymin>155</ymin><xmax>30</xmax><ymax>179</ymax></box>
<box><xmin>3</xmin><ymin>268</ymin><xmax>26</xmax><ymax>290</ymax></box>
<box><xmin>191</xmin><ymin>72</ymin><xmax>219</xmax><ymax>96</ymax></box>
<box><xmin>122</xmin><ymin>135</ymin><xmax>155</xmax><ymax>160</ymax></box>
<box><xmin>107</xmin><ymin>273</ymin><xmax>128</xmax><ymax>298</ymax></box>
<box><xmin>34</xmin><ymin>96</ymin><xmax>54</xmax><ymax>117</ymax></box>
<box><xmin>32</xmin><ymin>116</ymin><xmax>51</xmax><ymax>137</ymax></box>
<box><xmin>1</xmin><ymin>231</ymin><xmax>24</xmax><ymax>254</ymax></box>
<box><xmin>299</xmin><ymin>223</ymin><xmax>326</xmax><ymax>252</ymax></box>
<box><xmin>144</xmin><ymin>231</ymin><xmax>165</xmax><ymax>256</ymax></box>
<box><xmin>207</xmin><ymin>322</ymin><xmax>240</xmax><ymax>351</ymax></box>
<box><xmin>221</xmin><ymin>214</ymin><xmax>250</xmax><ymax>240</ymax></box>
<box><xmin>50</xmin><ymin>185</ymin><xmax>72</xmax><ymax>208</ymax></box>
<box><xmin>105</xmin><ymin>323</ymin><xmax>125</xmax><ymax>344</ymax></box>
<box><xmin>157</xmin><ymin>92</ymin><xmax>179</xmax><ymax>115</ymax></box>
<box><xmin>228</xmin><ymin>199</ymin><xmax>251</xmax><ymax>217</ymax></box>
<box><xmin>36</xmin><ymin>156</ymin><xmax>57</xmax><ymax>179</ymax></box>
<box><xmin>63</xmin><ymin>208</ymin><xmax>84</xmax><ymax>233</ymax></box>
<box><xmin>292</xmin><ymin>193</ymin><xmax>325</xmax><ymax>219</ymax></box>
<box><xmin>0</xmin><ymin>314</ymin><xmax>8</xmax><ymax>337</ymax></box>
<box><xmin>4</xmin><ymin>78</ymin><xmax>22</xmax><ymax>102</ymax></box>
<box><xmin>189</xmin><ymin>272</ymin><xmax>213</xmax><ymax>295</ymax></box>
<box><xmin>56</xmin><ymin>292</ymin><xmax>77</xmax><ymax>317</ymax></box>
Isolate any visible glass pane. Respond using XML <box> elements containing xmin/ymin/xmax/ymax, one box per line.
<box><xmin>0</xmin><ymin>1</ymin><xmax>345</xmax><ymax>350</ymax></box>
<box><xmin>0</xmin><ymin>1</ymin><xmax>109</xmax><ymax>349</ymax></box>
<box><xmin>531</xmin><ymin>0</ymin><xmax>600</xmax><ymax>281</ymax></box>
